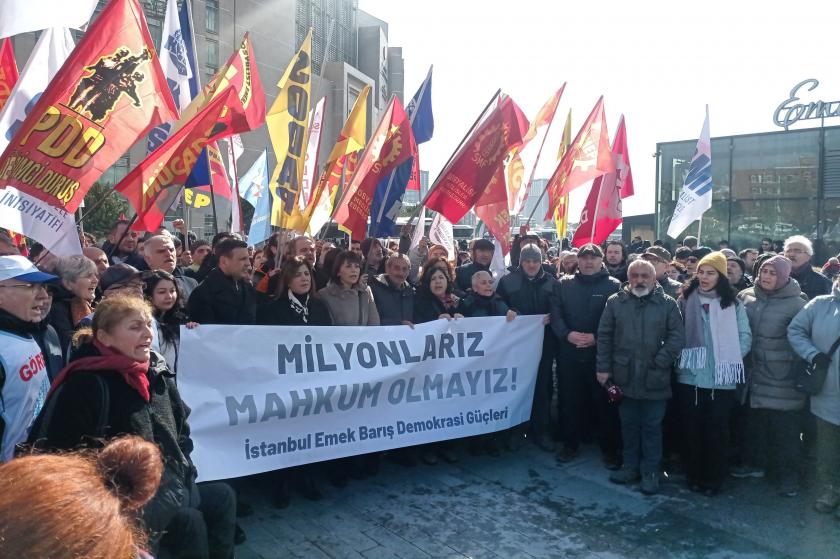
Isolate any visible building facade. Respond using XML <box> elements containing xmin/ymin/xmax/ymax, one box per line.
<box><xmin>656</xmin><ymin>125</ymin><xmax>840</xmax><ymax>261</ymax></box>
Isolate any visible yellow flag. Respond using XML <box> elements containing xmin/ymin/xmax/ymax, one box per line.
<box><xmin>268</xmin><ymin>30</ymin><xmax>312</xmax><ymax>230</ymax></box>
<box><xmin>302</xmin><ymin>85</ymin><xmax>370</xmax><ymax>235</ymax></box>
<box><xmin>554</xmin><ymin>109</ymin><xmax>572</xmax><ymax>238</ymax></box>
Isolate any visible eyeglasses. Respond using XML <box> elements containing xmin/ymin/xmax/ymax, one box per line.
<box><xmin>0</xmin><ymin>283</ymin><xmax>48</xmax><ymax>292</ymax></box>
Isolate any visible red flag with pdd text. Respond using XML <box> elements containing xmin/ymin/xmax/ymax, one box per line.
<box><xmin>425</xmin><ymin>95</ymin><xmax>529</xmax><ymax>224</ymax></box>
<box><xmin>0</xmin><ymin>0</ymin><xmax>177</xmax><ymax>213</ymax></box>
<box><xmin>0</xmin><ymin>38</ymin><xmax>19</xmax><ymax>112</ymax></box>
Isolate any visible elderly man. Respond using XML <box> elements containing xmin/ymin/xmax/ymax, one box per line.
<box><xmin>143</xmin><ymin>235</ymin><xmax>198</xmax><ymax>300</ymax></box>
<box><xmin>641</xmin><ymin>246</ymin><xmax>681</xmax><ymax>299</ymax></box>
<box><xmin>370</xmin><ymin>254</ymin><xmax>415</xmax><ymax>326</ymax></box>
<box><xmin>551</xmin><ymin>243</ymin><xmax>622</xmax><ymax>467</ymax></box>
<box><xmin>82</xmin><ymin>247</ymin><xmax>109</xmax><ymax>278</ymax></box>
<box><xmin>497</xmin><ymin>243</ymin><xmax>556</xmax><ymax>451</ymax></box>
<box><xmin>289</xmin><ymin>235</ymin><xmax>317</xmax><ymax>268</ymax></box>
<box><xmin>455</xmin><ymin>238</ymin><xmax>495</xmax><ymax>293</ymax></box>
<box><xmin>0</xmin><ymin>256</ymin><xmax>58</xmax><ymax>460</ymax></box>
<box><xmin>784</xmin><ymin>235</ymin><xmax>831</xmax><ymax>300</ymax></box>
<box><xmin>597</xmin><ymin>259</ymin><xmax>685</xmax><ymax>494</ymax></box>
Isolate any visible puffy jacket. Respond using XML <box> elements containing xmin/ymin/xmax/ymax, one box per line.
<box><xmin>788</xmin><ymin>286</ymin><xmax>840</xmax><ymax>425</ymax></box>
<box><xmin>370</xmin><ymin>274</ymin><xmax>415</xmax><ymax>326</ymax></box>
<box><xmin>676</xmin><ymin>298</ymin><xmax>752</xmax><ymax>390</ymax></box>
<box><xmin>596</xmin><ymin>284</ymin><xmax>685</xmax><ymax>400</ymax></box>
<box><xmin>497</xmin><ymin>267</ymin><xmax>557</xmax><ymax>316</ymax></box>
<box><xmin>551</xmin><ymin>268</ymin><xmax>620</xmax><ymax>360</ymax></box>
<box><xmin>458</xmin><ymin>292</ymin><xmax>510</xmax><ymax>317</ymax></box>
<box><xmin>317</xmin><ymin>282</ymin><xmax>380</xmax><ymax>326</ymax></box>
<box><xmin>658</xmin><ymin>276</ymin><xmax>683</xmax><ymax>300</ymax></box>
<box><xmin>738</xmin><ymin>279</ymin><xmax>807</xmax><ymax>411</ymax></box>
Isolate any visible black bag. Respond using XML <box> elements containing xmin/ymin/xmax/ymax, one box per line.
<box><xmin>794</xmin><ymin>335</ymin><xmax>840</xmax><ymax>396</ymax></box>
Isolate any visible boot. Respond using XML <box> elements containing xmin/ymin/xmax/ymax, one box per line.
<box><xmin>609</xmin><ymin>467</ymin><xmax>641</xmax><ymax>485</ymax></box>
<box><xmin>640</xmin><ymin>472</ymin><xmax>660</xmax><ymax>495</ymax></box>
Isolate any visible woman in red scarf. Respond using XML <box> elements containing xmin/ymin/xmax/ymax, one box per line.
<box><xmin>28</xmin><ymin>296</ymin><xmax>236</xmax><ymax>559</ymax></box>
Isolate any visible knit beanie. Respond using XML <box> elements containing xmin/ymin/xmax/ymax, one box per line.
<box><xmin>519</xmin><ymin>243</ymin><xmax>542</xmax><ymax>265</ymax></box>
<box><xmin>726</xmin><ymin>256</ymin><xmax>746</xmax><ymax>275</ymax></box>
<box><xmin>697</xmin><ymin>251</ymin><xmax>727</xmax><ymax>277</ymax></box>
<box><xmin>759</xmin><ymin>255</ymin><xmax>792</xmax><ymax>289</ymax></box>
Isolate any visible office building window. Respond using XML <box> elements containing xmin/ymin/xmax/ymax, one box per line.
<box><xmin>206</xmin><ymin>38</ymin><xmax>219</xmax><ymax>75</ymax></box>
<box><xmin>206</xmin><ymin>0</ymin><xmax>219</xmax><ymax>34</ymax></box>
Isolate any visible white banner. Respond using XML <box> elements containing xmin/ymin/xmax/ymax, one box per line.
<box><xmin>0</xmin><ymin>186</ymin><xmax>80</xmax><ymax>256</ymax></box>
<box><xmin>429</xmin><ymin>211</ymin><xmax>453</xmax><ymax>258</ymax></box>
<box><xmin>179</xmin><ymin>316</ymin><xmax>544</xmax><ymax>481</ymax></box>
<box><xmin>301</xmin><ymin>97</ymin><xmax>325</xmax><ymax>210</ymax></box>
<box><xmin>0</xmin><ymin>0</ymin><xmax>97</xmax><ymax>39</ymax></box>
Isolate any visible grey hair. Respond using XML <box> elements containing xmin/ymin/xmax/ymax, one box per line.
<box><xmin>57</xmin><ymin>254</ymin><xmax>98</xmax><ymax>283</ymax></box>
<box><xmin>783</xmin><ymin>235</ymin><xmax>813</xmax><ymax>256</ymax></box>
<box><xmin>471</xmin><ymin>270</ymin><xmax>493</xmax><ymax>287</ymax></box>
<box><xmin>627</xmin><ymin>258</ymin><xmax>656</xmax><ymax>276</ymax></box>
<box><xmin>386</xmin><ymin>253</ymin><xmax>411</xmax><ymax>268</ymax></box>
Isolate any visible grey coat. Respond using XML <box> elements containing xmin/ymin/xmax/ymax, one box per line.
<box><xmin>317</xmin><ymin>283</ymin><xmax>380</xmax><ymax>326</ymax></box>
<box><xmin>596</xmin><ymin>284</ymin><xmax>685</xmax><ymax>400</ymax></box>
<box><xmin>738</xmin><ymin>280</ymin><xmax>807</xmax><ymax>411</ymax></box>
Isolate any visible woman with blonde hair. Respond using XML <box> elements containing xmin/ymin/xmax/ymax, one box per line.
<box><xmin>0</xmin><ymin>436</ymin><xmax>163</xmax><ymax>559</ymax></box>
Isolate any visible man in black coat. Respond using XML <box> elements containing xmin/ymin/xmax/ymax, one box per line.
<box><xmin>371</xmin><ymin>254</ymin><xmax>415</xmax><ymax>326</ymax></box>
<box><xmin>784</xmin><ymin>235</ymin><xmax>831</xmax><ymax>300</ymax></box>
<box><xmin>551</xmin><ymin>243</ymin><xmax>622</xmax><ymax>468</ymax></box>
<box><xmin>101</xmin><ymin>219</ymin><xmax>145</xmax><ymax>268</ymax></box>
<box><xmin>497</xmin><ymin>243</ymin><xmax>557</xmax><ymax>451</ymax></box>
<box><xmin>455</xmin><ymin>238</ymin><xmax>495</xmax><ymax>293</ymax></box>
<box><xmin>188</xmin><ymin>238</ymin><xmax>256</xmax><ymax>325</ymax></box>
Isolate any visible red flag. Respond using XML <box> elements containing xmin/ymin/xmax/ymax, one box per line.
<box><xmin>474</xmin><ymin>165</ymin><xmax>511</xmax><ymax>255</ymax></box>
<box><xmin>425</xmin><ymin>95</ymin><xmax>529</xmax><ymax>224</ymax></box>
<box><xmin>0</xmin><ymin>0</ymin><xmax>177</xmax><ymax>213</ymax></box>
<box><xmin>176</xmin><ymin>33</ymin><xmax>265</xmax><ymax>142</ymax></box>
<box><xmin>572</xmin><ymin>115</ymin><xmax>633</xmax><ymax>247</ymax></box>
<box><xmin>0</xmin><ymin>38</ymin><xmax>19</xmax><ymax>112</ymax></box>
<box><xmin>544</xmin><ymin>96</ymin><xmax>613</xmax><ymax>219</ymax></box>
<box><xmin>115</xmin><ymin>90</ymin><xmax>233</xmax><ymax>231</ymax></box>
<box><xmin>334</xmin><ymin>97</ymin><xmax>416</xmax><ymax>240</ymax></box>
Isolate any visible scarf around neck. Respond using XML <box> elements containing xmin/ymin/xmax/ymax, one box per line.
<box><xmin>288</xmin><ymin>291</ymin><xmax>310</xmax><ymax>323</ymax></box>
<box><xmin>48</xmin><ymin>339</ymin><xmax>151</xmax><ymax>401</ymax></box>
<box><xmin>680</xmin><ymin>289</ymin><xmax>744</xmax><ymax>385</ymax></box>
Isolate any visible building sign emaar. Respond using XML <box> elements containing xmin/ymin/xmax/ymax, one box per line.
<box><xmin>774</xmin><ymin>79</ymin><xmax>840</xmax><ymax>130</ymax></box>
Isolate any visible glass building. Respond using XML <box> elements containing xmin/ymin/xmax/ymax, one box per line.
<box><xmin>656</xmin><ymin>125</ymin><xmax>840</xmax><ymax>261</ymax></box>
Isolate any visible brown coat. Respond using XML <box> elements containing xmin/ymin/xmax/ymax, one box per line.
<box><xmin>317</xmin><ymin>282</ymin><xmax>380</xmax><ymax>326</ymax></box>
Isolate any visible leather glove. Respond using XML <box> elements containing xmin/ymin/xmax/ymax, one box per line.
<box><xmin>812</xmin><ymin>352</ymin><xmax>831</xmax><ymax>369</ymax></box>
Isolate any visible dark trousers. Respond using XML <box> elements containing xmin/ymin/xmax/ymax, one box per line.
<box><xmin>619</xmin><ymin>397</ymin><xmax>668</xmax><ymax>474</ymax></box>
<box><xmin>816</xmin><ymin>416</ymin><xmax>840</xmax><ymax>487</ymax></box>
<box><xmin>530</xmin><ymin>335</ymin><xmax>556</xmax><ymax>438</ymax></box>
<box><xmin>729</xmin><ymin>394</ymin><xmax>750</xmax><ymax>467</ymax></box>
<box><xmin>677</xmin><ymin>384</ymin><xmax>735</xmax><ymax>490</ymax></box>
<box><xmin>557</xmin><ymin>350</ymin><xmax>620</xmax><ymax>455</ymax></box>
<box><xmin>158</xmin><ymin>482</ymin><xmax>237</xmax><ymax>559</ymax></box>
<box><xmin>745</xmin><ymin>407</ymin><xmax>802</xmax><ymax>483</ymax></box>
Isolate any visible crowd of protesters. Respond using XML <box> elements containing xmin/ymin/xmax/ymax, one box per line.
<box><xmin>2</xmin><ymin>220</ymin><xmax>840</xmax><ymax>558</ymax></box>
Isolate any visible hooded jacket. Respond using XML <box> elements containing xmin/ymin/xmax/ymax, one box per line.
<box><xmin>738</xmin><ymin>279</ymin><xmax>807</xmax><ymax>411</ymax></box>
<box><xmin>596</xmin><ymin>284</ymin><xmax>685</xmax><ymax>400</ymax></box>
<box><xmin>370</xmin><ymin>274</ymin><xmax>415</xmax><ymax>326</ymax></box>
<box><xmin>788</xmin><ymin>285</ymin><xmax>840</xmax><ymax>425</ymax></box>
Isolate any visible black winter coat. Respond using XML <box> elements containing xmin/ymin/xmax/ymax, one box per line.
<box><xmin>455</xmin><ymin>262</ymin><xmax>491</xmax><ymax>293</ymax></box>
<box><xmin>29</xmin><ymin>346</ymin><xmax>197</xmax><ymax>538</ymax></box>
<box><xmin>413</xmin><ymin>291</ymin><xmax>459</xmax><ymax>324</ymax></box>
<box><xmin>370</xmin><ymin>274</ymin><xmax>415</xmax><ymax>325</ymax></box>
<box><xmin>791</xmin><ymin>265</ymin><xmax>832</xmax><ymax>301</ymax></box>
<box><xmin>46</xmin><ymin>284</ymin><xmax>76</xmax><ymax>358</ymax></box>
<box><xmin>497</xmin><ymin>268</ymin><xmax>557</xmax><ymax>315</ymax></box>
<box><xmin>187</xmin><ymin>268</ymin><xmax>257</xmax><ymax>325</ymax></box>
<box><xmin>34</xmin><ymin>320</ymin><xmax>64</xmax><ymax>382</ymax></box>
<box><xmin>458</xmin><ymin>293</ymin><xmax>509</xmax><ymax>317</ymax></box>
<box><xmin>257</xmin><ymin>293</ymin><xmax>333</xmax><ymax>326</ymax></box>
<box><xmin>551</xmin><ymin>268</ymin><xmax>620</xmax><ymax>360</ymax></box>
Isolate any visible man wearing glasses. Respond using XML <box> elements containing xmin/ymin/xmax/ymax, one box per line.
<box><xmin>784</xmin><ymin>235</ymin><xmax>831</xmax><ymax>301</ymax></box>
<box><xmin>0</xmin><ymin>256</ymin><xmax>58</xmax><ymax>461</ymax></box>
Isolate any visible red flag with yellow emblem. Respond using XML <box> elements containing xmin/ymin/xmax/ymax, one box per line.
<box><xmin>0</xmin><ymin>38</ymin><xmax>19</xmax><ymax>112</ymax></box>
<box><xmin>0</xmin><ymin>0</ymin><xmax>177</xmax><ymax>213</ymax></box>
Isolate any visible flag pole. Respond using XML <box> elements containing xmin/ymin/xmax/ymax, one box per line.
<box><xmin>371</xmin><ymin>65</ymin><xmax>433</xmax><ymax>238</ymax></box>
<box><xmin>520</xmin><ymin>95</ymin><xmax>562</xmax><ymax>229</ymax></box>
<box><xmin>697</xmin><ymin>214</ymin><xmax>703</xmax><ymax>245</ymax></box>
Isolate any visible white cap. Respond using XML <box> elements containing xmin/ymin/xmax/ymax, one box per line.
<box><xmin>0</xmin><ymin>255</ymin><xmax>58</xmax><ymax>283</ymax></box>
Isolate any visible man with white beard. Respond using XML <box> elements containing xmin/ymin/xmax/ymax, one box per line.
<box><xmin>595</xmin><ymin>259</ymin><xmax>685</xmax><ymax>495</ymax></box>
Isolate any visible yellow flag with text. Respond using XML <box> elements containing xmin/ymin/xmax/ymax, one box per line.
<box><xmin>554</xmin><ymin>109</ymin><xmax>572</xmax><ymax>238</ymax></box>
<box><xmin>268</xmin><ymin>30</ymin><xmax>312</xmax><ymax>230</ymax></box>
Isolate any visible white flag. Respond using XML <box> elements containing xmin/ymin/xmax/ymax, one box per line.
<box><xmin>0</xmin><ymin>187</ymin><xmax>80</xmax><ymax>256</ymax></box>
<box><xmin>0</xmin><ymin>0</ymin><xmax>97</xmax><ymax>39</ymax></box>
<box><xmin>226</xmin><ymin>136</ymin><xmax>245</xmax><ymax>233</ymax></box>
<box><xmin>301</xmin><ymin>98</ymin><xmax>326</xmax><ymax>210</ymax></box>
<box><xmin>667</xmin><ymin>106</ymin><xmax>712</xmax><ymax>239</ymax></box>
<box><xmin>410</xmin><ymin>206</ymin><xmax>425</xmax><ymax>250</ymax></box>
<box><xmin>0</xmin><ymin>27</ymin><xmax>74</xmax><ymax>157</ymax></box>
<box><xmin>429</xmin><ymin>212</ymin><xmax>453</xmax><ymax>260</ymax></box>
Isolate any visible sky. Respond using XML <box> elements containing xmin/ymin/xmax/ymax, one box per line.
<box><xmin>358</xmin><ymin>0</ymin><xmax>840</xmax><ymax>221</ymax></box>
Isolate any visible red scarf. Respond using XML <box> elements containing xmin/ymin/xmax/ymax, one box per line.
<box><xmin>48</xmin><ymin>340</ymin><xmax>151</xmax><ymax>402</ymax></box>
